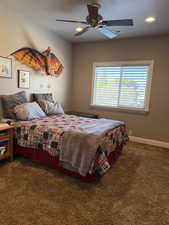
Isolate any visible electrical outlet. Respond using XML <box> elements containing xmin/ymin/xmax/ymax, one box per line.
<box><xmin>129</xmin><ymin>130</ymin><xmax>132</xmax><ymax>136</ymax></box>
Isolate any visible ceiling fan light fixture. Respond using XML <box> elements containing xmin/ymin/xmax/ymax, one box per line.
<box><xmin>76</xmin><ymin>27</ymin><xmax>83</xmax><ymax>32</ymax></box>
<box><xmin>145</xmin><ymin>17</ymin><xmax>156</xmax><ymax>23</ymax></box>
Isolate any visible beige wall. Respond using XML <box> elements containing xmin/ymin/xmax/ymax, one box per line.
<box><xmin>71</xmin><ymin>35</ymin><xmax>169</xmax><ymax>142</ymax></box>
<box><xmin>0</xmin><ymin>5</ymin><xmax>72</xmax><ymax>116</ymax></box>
<box><xmin>1</xmin><ymin>4</ymin><xmax>169</xmax><ymax>143</ymax></box>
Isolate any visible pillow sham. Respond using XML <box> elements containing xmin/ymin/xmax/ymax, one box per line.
<box><xmin>32</xmin><ymin>93</ymin><xmax>54</xmax><ymax>103</ymax></box>
<box><xmin>1</xmin><ymin>91</ymin><xmax>27</xmax><ymax>119</ymax></box>
<box><xmin>14</xmin><ymin>102</ymin><xmax>46</xmax><ymax>121</ymax></box>
<box><xmin>38</xmin><ymin>100</ymin><xmax>64</xmax><ymax>115</ymax></box>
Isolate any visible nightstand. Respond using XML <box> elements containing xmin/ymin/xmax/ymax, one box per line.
<box><xmin>66</xmin><ymin>111</ymin><xmax>99</xmax><ymax>119</ymax></box>
<box><xmin>0</xmin><ymin>125</ymin><xmax>14</xmax><ymax>161</ymax></box>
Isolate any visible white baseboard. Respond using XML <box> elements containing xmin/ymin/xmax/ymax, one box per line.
<box><xmin>129</xmin><ymin>136</ymin><xmax>169</xmax><ymax>149</ymax></box>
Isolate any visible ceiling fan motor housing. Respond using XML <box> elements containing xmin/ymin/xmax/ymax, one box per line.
<box><xmin>86</xmin><ymin>14</ymin><xmax>103</xmax><ymax>27</ymax></box>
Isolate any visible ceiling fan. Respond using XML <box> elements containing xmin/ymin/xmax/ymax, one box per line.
<box><xmin>56</xmin><ymin>3</ymin><xmax>134</xmax><ymax>39</ymax></box>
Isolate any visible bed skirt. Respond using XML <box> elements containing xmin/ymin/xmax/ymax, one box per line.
<box><xmin>14</xmin><ymin>145</ymin><xmax>123</xmax><ymax>183</ymax></box>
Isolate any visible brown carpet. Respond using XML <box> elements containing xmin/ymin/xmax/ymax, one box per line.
<box><xmin>0</xmin><ymin>142</ymin><xmax>169</xmax><ymax>225</ymax></box>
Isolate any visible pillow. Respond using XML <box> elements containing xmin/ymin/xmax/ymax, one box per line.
<box><xmin>38</xmin><ymin>100</ymin><xmax>64</xmax><ymax>115</ymax></box>
<box><xmin>14</xmin><ymin>102</ymin><xmax>46</xmax><ymax>121</ymax></box>
<box><xmin>1</xmin><ymin>91</ymin><xmax>27</xmax><ymax>119</ymax></box>
<box><xmin>32</xmin><ymin>93</ymin><xmax>54</xmax><ymax>103</ymax></box>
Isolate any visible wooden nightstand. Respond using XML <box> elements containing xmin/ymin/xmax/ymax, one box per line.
<box><xmin>0</xmin><ymin>125</ymin><xmax>14</xmax><ymax>161</ymax></box>
<box><xmin>66</xmin><ymin>111</ymin><xmax>99</xmax><ymax>119</ymax></box>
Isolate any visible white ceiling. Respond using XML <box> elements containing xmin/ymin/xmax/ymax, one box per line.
<box><xmin>2</xmin><ymin>0</ymin><xmax>169</xmax><ymax>42</ymax></box>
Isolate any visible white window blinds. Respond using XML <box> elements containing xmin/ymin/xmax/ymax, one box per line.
<box><xmin>92</xmin><ymin>62</ymin><xmax>153</xmax><ymax>111</ymax></box>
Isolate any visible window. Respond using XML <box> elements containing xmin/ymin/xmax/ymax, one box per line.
<box><xmin>91</xmin><ymin>61</ymin><xmax>153</xmax><ymax>112</ymax></box>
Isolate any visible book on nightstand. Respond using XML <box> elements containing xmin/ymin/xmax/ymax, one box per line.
<box><xmin>0</xmin><ymin>142</ymin><xmax>8</xmax><ymax>155</ymax></box>
<box><xmin>0</xmin><ymin>124</ymin><xmax>14</xmax><ymax>161</ymax></box>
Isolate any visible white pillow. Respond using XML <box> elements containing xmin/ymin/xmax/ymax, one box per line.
<box><xmin>14</xmin><ymin>102</ymin><xmax>46</xmax><ymax>121</ymax></box>
<box><xmin>38</xmin><ymin>100</ymin><xmax>64</xmax><ymax>115</ymax></box>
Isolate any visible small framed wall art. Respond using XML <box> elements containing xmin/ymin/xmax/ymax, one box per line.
<box><xmin>18</xmin><ymin>70</ymin><xmax>30</xmax><ymax>89</ymax></box>
<box><xmin>0</xmin><ymin>56</ymin><xmax>12</xmax><ymax>78</ymax></box>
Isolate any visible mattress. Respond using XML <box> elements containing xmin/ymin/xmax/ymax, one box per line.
<box><xmin>14</xmin><ymin>114</ymin><xmax>128</xmax><ymax>176</ymax></box>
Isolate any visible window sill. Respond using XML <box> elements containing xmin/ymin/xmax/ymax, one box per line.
<box><xmin>90</xmin><ymin>104</ymin><xmax>149</xmax><ymax>115</ymax></box>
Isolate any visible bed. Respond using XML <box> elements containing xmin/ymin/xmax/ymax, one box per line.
<box><xmin>14</xmin><ymin>114</ymin><xmax>128</xmax><ymax>182</ymax></box>
<box><xmin>1</xmin><ymin>91</ymin><xmax>128</xmax><ymax>182</ymax></box>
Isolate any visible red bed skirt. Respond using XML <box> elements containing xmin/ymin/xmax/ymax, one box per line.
<box><xmin>14</xmin><ymin>145</ymin><xmax>123</xmax><ymax>183</ymax></box>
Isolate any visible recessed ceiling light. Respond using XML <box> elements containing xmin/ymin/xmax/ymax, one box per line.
<box><xmin>145</xmin><ymin>17</ymin><xmax>156</xmax><ymax>23</ymax></box>
<box><xmin>76</xmin><ymin>27</ymin><xmax>83</xmax><ymax>32</ymax></box>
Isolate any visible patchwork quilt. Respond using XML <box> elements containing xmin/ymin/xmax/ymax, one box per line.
<box><xmin>14</xmin><ymin>114</ymin><xmax>128</xmax><ymax>176</ymax></box>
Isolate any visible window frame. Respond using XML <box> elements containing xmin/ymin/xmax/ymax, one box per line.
<box><xmin>91</xmin><ymin>60</ymin><xmax>154</xmax><ymax>113</ymax></box>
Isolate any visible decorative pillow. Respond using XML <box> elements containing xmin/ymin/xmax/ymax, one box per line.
<box><xmin>14</xmin><ymin>102</ymin><xmax>46</xmax><ymax>121</ymax></box>
<box><xmin>38</xmin><ymin>100</ymin><xmax>64</xmax><ymax>115</ymax></box>
<box><xmin>32</xmin><ymin>93</ymin><xmax>54</xmax><ymax>103</ymax></box>
<box><xmin>1</xmin><ymin>91</ymin><xmax>27</xmax><ymax>119</ymax></box>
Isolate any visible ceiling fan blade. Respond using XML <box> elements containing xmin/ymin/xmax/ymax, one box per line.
<box><xmin>75</xmin><ymin>26</ymin><xmax>90</xmax><ymax>36</ymax></box>
<box><xmin>87</xmin><ymin>3</ymin><xmax>100</xmax><ymax>19</ymax></box>
<box><xmin>98</xmin><ymin>27</ymin><xmax>119</xmax><ymax>39</ymax></box>
<box><xmin>56</xmin><ymin>19</ymin><xmax>87</xmax><ymax>24</ymax></box>
<box><xmin>102</xmin><ymin>19</ymin><xmax>133</xmax><ymax>26</ymax></box>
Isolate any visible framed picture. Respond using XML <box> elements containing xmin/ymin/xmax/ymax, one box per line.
<box><xmin>18</xmin><ymin>70</ymin><xmax>30</xmax><ymax>89</ymax></box>
<box><xmin>0</xmin><ymin>56</ymin><xmax>12</xmax><ymax>78</ymax></box>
